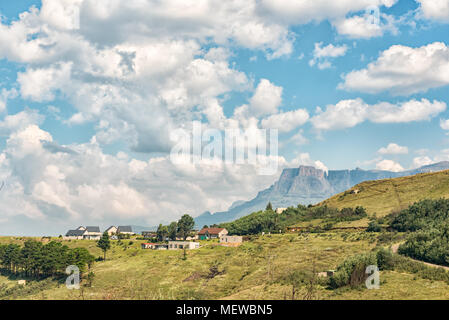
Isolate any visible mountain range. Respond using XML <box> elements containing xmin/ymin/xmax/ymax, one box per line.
<box><xmin>194</xmin><ymin>161</ymin><xmax>449</xmax><ymax>227</ymax></box>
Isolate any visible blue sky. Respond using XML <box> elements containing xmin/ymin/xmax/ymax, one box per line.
<box><xmin>1</xmin><ymin>0</ymin><xmax>449</xmax><ymax>234</ymax></box>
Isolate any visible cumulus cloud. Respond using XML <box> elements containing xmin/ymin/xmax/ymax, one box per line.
<box><xmin>417</xmin><ymin>0</ymin><xmax>449</xmax><ymax>22</ymax></box>
<box><xmin>340</xmin><ymin>42</ymin><xmax>449</xmax><ymax>95</ymax></box>
<box><xmin>376</xmin><ymin>159</ymin><xmax>404</xmax><ymax>172</ymax></box>
<box><xmin>378</xmin><ymin>143</ymin><xmax>408</xmax><ymax>155</ymax></box>
<box><xmin>309</xmin><ymin>42</ymin><xmax>348</xmax><ymax>69</ymax></box>
<box><xmin>311</xmin><ymin>98</ymin><xmax>446</xmax><ymax>131</ymax></box>
<box><xmin>334</xmin><ymin>11</ymin><xmax>398</xmax><ymax>39</ymax></box>
<box><xmin>260</xmin><ymin>109</ymin><xmax>309</xmax><ymax>132</ymax></box>
<box><xmin>412</xmin><ymin>156</ymin><xmax>434</xmax><ymax>168</ymax></box>
<box><xmin>249</xmin><ymin>79</ymin><xmax>283</xmax><ymax>117</ymax></box>
<box><xmin>0</xmin><ymin>124</ymin><xmax>294</xmax><ymax>234</ymax></box>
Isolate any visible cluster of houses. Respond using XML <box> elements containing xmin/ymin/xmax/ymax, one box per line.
<box><xmin>64</xmin><ymin>225</ymin><xmax>243</xmax><ymax>251</ymax></box>
<box><xmin>141</xmin><ymin>227</ymin><xmax>243</xmax><ymax>250</ymax></box>
<box><xmin>64</xmin><ymin>225</ymin><xmax>134</xmax><ymax>240</ymax></box>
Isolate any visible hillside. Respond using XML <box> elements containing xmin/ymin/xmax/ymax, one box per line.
<box><xmin>194</xmin><ymin>162</ymin><xmax>449</xmax><ymax>227</ymax></box>
<box><xmin>319</xmin><ymin>169</ymin><xmax>449</xmax><ymax>217</ymax></box>
<box><xmin>3</xmin><ymin>234</ymin><xmax>449</xmax><ymax>300</ymax></box>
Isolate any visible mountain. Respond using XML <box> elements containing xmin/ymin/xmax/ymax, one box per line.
<box><xmin>194</xmin><ymin>161</ymin><xmax>449</xmax><ymax>227</ymax></box>
<box><xmin>320</xmin><ymin>167</ymin><xmax>449</xmax><ymax>217</ymax></box>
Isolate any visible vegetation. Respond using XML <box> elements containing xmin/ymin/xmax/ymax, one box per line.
<box><xmin>156</xmin><ymin>214</ymin><xmax>196</xmax><ymax>241</ymax></box>
<box><xmin>0</xmin><ymin>240</ymin><xmax>94</xmax><ymax>279</ymax></box>
<box><xmin>220</xmin><ymin>205</ymin><xmax>367</xmax><ymax>235</ymax></box>
<box><xmin>97</xmin><ymin>232</ymin><xmax>111</xmax><ymax>261</ymax></box>
<box><xmin>319</xmin><ymin>170</ymin><xmax>449</xmax><ymax>217</ymax></box>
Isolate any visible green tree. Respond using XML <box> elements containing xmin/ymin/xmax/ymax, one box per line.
<box><xmin>156</xmin><ymin>224</ymin><xmax>169</xmax><ymax>242</ymax></box>
<box><xmin>97</xmin><ymin>232</ymin><xmax>111</xmax><ymax>261</ymax></box>
<box><xmin>177</xmin><ymin>214</ymin><xmax>195</xmax><ymax>240</ymax></box>
<box><xmin>168</xmin><ymin>222</ymin><xmax>178</xmax><ymax>240</ymax></box>
<box><xmin>266</xmin><ymin>202</ymin><xmax>273</xmax><ymax>211</ymax></box>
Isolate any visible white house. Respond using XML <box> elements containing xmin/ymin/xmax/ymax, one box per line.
<box><xmin>168</xmin><ymin>241</ymin><xmax>200</xmax><ymax>250</ymax></box>
<box><xmin>219</xmin><ymin>235</ymin><xmax>243</xmax><ymax>247</ymax></box>
<box><xmin>64</xmin><ymin>226</ymin><xmax>101</xmax><ymax>240</ymax></box>
<box><xmin>83</xmin><ymin>226</ymin><xmax>102</xmax><ymax>240</ymax></box>
<box><xmin>117</xmin><ymin>226</ymin><xmax>134</xmax><ymax>235</ymax></box>
<box><xmin>105</xmin><ymin>226</ymin><xmax>118</xmax><ymax>236</ymax></box>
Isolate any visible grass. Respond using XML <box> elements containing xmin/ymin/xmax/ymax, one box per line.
<box><xmin>319</xmin><ymin>170</ymin><xmax>449</xmax><ymax>217</ymax></box>
<box><xmin>1</xmin><ymin>232</ymin><xmax>449</xmax><ymax>300</ymax></box>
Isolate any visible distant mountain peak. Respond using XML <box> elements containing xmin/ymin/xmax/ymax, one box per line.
<box><xmin>194</xmin><ymin>161</ymin><xmax>449</xmax><ymax>228</ymax></box>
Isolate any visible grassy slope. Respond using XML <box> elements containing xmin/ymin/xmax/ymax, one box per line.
<box><xmin>2</xmin><ymin>234</ymin><xmax>449</xmax><ymax>300</ymax></box>
<box><xmin>318</xmin><ymin>170</ymin><xmax>449</xmax><ymax>217</ymax></box>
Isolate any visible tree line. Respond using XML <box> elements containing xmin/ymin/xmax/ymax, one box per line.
<box><xmin>219</xmin><ymin>203</ymin><xmax>367</xmax><ymax>235</ymax></box>
<box><xmin>156</xmin><ymin>214</ymin><xmax>195</xmax><ymax>242</ymax></box>
<box><xmin>0</xmin><ymin>240</ymin><xmax>95</xmax><ymax>279</ymax></box>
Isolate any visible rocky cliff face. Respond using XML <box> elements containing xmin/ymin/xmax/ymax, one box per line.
<box><xmin>194</xmin><ymin>161</ymin><xmax>449</xmax><ymax>227</ymax></box>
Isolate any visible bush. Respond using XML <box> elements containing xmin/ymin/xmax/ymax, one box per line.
<box><xmin>366</xmin><ymin>221</ymin><xmax>381</xmax><ymax>233</ymax></box>
<box><xmin>329</xmin><ymin>252</ymin><xmax>377</xmax><ymax>289</ymax></box>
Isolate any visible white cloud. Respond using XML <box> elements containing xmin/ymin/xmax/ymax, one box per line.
<box><xmin>440</xmin><ymin>118</ymin><xmax>449</xmax><ymax>130</ymax></box>
<box><xmin>261</xmin><ymin>109</ymin><xmax>309</xmax><ymax>132</ymax></box>
<box><xmin>417</xmin><ymin>0</ymin><xmax>449</xmax><ymax>22</ymax></box>
<box><xmin>249</xmin><ymin>79</ymin><xmax>283</xmax><ymax>117</ymax></box>
<box><xmin>378</xmin><ymin>143</ymin><xmax>408</xmax><ymax>155</ymax></box>
<box><xmin>309</xmin><ymin>42</ymin><xmax>348</xmax><ymax>69</ymax></box>
<box><xmin>412</xmin><ymin>156</ymin><xmax>433</xmax><ymax>168</ymax></box>
<box><xmin>376</xmin><ymin>159</ymin><xmax>404</xmax><ymax>172</ymax></box>
<box><xmin>0</xmin><ymin>124</ymin><xmax>298</xmax><ymax>233</ymax></box>
<box><xmin>289</xmin><ymin>153</ymin><xmax>328</xmax><ymax>174</ymax></box>
<box><xmin>311</xmin><ymin>98</ymin><xmax>446</xmax><ymax>131</ymax></box>
<box><xmin>334</xmin><ymin>12</ymin><xmax>398</xmax><ymax>39</ymax></box>
<box><xmin>340</xmin><ymin>42</ymin><xmax>449</xmax><ymax>95</ymax></box>
<box><xmin>0</xmin><ymin>88</ymin><xmax>18</xmax><ymax>113</ymax></box>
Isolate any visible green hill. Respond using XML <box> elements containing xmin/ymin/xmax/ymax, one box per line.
<box><xmin>318</xmin><ymin>169</ymin><xmax>449</xmax><ymax>217</ymax></box>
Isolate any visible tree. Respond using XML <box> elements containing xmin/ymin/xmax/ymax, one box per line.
<box><xmin>202</xmin><ymin>225</ymin><xmax>209</xmax><ymax>229</ymax></box>
<box><xmin>168</xmin><ymin>222</ymin><xmax>178</xmax><ymax>241</ymax></box>
<box><xmin>97</xmin><ymin>232</ymin><xmax>111</xmax><ymax>261</ymax></box>
<box><xmin>156</xmin><ymin>224</ymin><xmax>169</xmax><ymax>242</ymax></box>
<box><xmin>266</xmin><ymin>202</ymin><xmax>273</xmax><ymax>211</ymax></box>
<box><xmin>177</xmin><ymin>214</ymin><xmax>195</xmax><ymax>240</ymax></box>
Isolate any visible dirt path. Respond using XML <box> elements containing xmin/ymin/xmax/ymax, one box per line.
<box><xmin>391</xmin><ymin>243</ymin><xmax>449</xmax><ymax>271</ymax></box>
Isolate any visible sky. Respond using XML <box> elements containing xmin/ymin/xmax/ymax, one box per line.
<box><xmin>1</xmin><ymin>0</ymin><xmax>449</xmax><ymax>235</ymax></box>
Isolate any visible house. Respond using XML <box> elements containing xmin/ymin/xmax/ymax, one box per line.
<box><xmin>117</xmin><ymin>226</ymin><xmax>134</xmax><ymax>235</ymax></box>
<box><xmin>142</xmin><ymin>231</ymin><xmax>157</xmax><ymax>239</ymax></box>
<box><xmin>275</xmin><ymin>208</ymin><xmax>287</xmax><ymax>214</ymax></box>
<box><xmin>64</xmin><ymin>229</ymin><xmax>86</xmax><ymax>240</ymax></box>
<box><xmin>219</xmin><ymin>235</ymin><xmax>243</xmax><ymax>247</ymax></box>
<box><xmin>105</xmin><ymin>226</ymin><xmax>118</xmax><ymax>236</ymax></box>
<box><xmin>153</xmin><ymin>243</ymin><xmax>168</xmax><ymax>250</ymax></box>
<box><xmin>168</xmin><ymin>241</ymin><xmax>200</xmax><ymax>250</ymax></box>
<box><xmin>83</xmin><ymin>226</ymin><xmax>102</xmax><ymax>240</ymax></box>
<box><xmin>141</xmin><ymin>243</ymin><xmax>157</xmax><ymax>249</ymax></box>
<box><xmin>197</xmin><ymin>228</ymin><xmax>228</xmax><ymax>240</ymax></box>
<box><xmin>64</xmin><ymin>226</ymin><xmax>101</xmax><ymax>240</ymax></box>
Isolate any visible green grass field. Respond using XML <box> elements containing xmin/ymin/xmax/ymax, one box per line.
<box><xmin>319</xmin><ymin>170</ymin><xmax>449</xmax><ymax>217</ymax></box>
<box><xmin>1</xmin><ymin>232</ymin><xmax>449</xmax><ymax>300</ymax></box>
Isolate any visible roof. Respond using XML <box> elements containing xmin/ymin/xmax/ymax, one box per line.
<box><xmin>66</xmin><ymin>229</ymin><xmax>86</xmax><ymax>236</ymax></box>
<box><xmin>85</xmin><ymin>226</ymin><xmax>100</xmax><ymax>232</ymax></box>
<box><xmin>118</xmin><ymin>226</ymin><xmax>133</xmax><ymax>232</ymax></box>
<box><xmin>198</xmin><ymin>227</ymin><xmax>226</xmax><ymax>235</ymax></box>
<box><xmin>105</xmin><ymin>226</ymin><xmax>117</xmax><ymax>231</ymax></box>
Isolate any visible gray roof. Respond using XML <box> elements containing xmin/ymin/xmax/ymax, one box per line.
<box><xmin>118</xmin><ymin>226</ymin><xmax>133</xmax><ymax>233</ymax></box>
<box><xmin>85</xmin><ymin>226</ymin><xmax>100</xmax><ymax>232</ymax></box>
<box><xmin>66</xmin><ymin>229</ymin><xmax>86</xmax><ymax>236</ymax></box>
